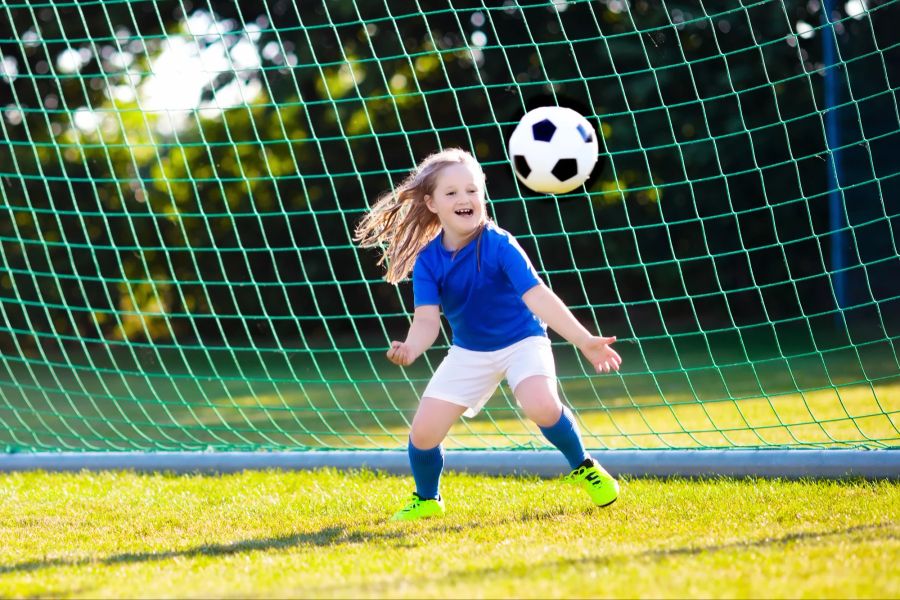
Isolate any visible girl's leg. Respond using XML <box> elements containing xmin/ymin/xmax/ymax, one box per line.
<box><xmin>407</xmin><ymin>396</ymin><xmax>467</xmax><ymax>499</ymax></box>
<box><xmin>515</xmin><ymin>373</ymin><xmax>619</xmax><ymax>507</ymax></box>
<box><xmin>410</xmin><ymin>396</ymin><xmax>468</xmax><ymax>449</ymax></box>
<box><xmin>514</xmin><ymin>375</ymin><xmax>589</xmax><ymax>470</ymax></box>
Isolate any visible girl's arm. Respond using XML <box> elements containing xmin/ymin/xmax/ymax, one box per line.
<box><xmin>387</xmin><ymin>305</ymin><xmax>441</xmax><ymax>366</ymax></box>
<box><xmin>522</xmin><ymin>283</ymin><xmax>622</xmax><ymax>373</ymax></box>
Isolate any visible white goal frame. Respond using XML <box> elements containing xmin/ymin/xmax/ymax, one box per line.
<box><xmin>1</xmin><ymin>450</ymin><xmax>897</xmax><ymax>479</ymax></box>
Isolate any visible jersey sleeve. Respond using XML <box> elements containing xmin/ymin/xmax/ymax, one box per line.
<box><xmin>499</xmin><ymin>234</ymin><xmax>543</xmax><ymax>296</ymax></box>
<box><xmin>412</xmin><ymin>253</ymin><xmax>440</xmax><ymax>307</ymax></box>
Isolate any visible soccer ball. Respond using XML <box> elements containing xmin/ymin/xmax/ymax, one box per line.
<box><xmin>508</xmin><ymin>106</ymin><xmax>599</xmax><ymax>194</ymax></box>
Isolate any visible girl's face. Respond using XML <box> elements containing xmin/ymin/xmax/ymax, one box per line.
<box><xmin>424</xmin><ymin>162</ymin><xmax>486</xmax><ymax>246</ymax></box>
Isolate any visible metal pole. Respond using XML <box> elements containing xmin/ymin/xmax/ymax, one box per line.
<box><xmin>1</xmin><ymin>450</ymin><xmax>897</xmax><ymax>480</ymax></box>
<box><xmin>822</xmin><ymin>0</ymin><xmax>847</xmax><ymax>317</ymax></box>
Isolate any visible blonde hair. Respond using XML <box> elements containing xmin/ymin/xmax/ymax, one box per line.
<box><xmin>354</xmin><ymin>148</ymin><xmax>487</xmax><ymax>284</ymax></box>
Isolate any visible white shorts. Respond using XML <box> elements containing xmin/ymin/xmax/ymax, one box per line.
<box><xmin>422</xmin><ymin>336</ymin><xmax>556</xmax><ymax>418</ymax></box>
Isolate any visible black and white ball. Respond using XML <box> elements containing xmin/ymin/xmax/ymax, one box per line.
<box><xmin>508</xmin><ymin>106</ymin><xmax>599</xmax><ymax>194</ymax></box>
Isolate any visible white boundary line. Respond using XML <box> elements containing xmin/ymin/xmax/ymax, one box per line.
<box><xmin>0</xmin><ymin>450</ymin><xmax>897</xmax><ymax>479</ymax></box>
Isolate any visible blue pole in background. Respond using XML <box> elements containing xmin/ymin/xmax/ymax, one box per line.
<box><xmin>821</xmin><ymin>0</ymin><xmax>847</xmax><ymax>318</ymax></box>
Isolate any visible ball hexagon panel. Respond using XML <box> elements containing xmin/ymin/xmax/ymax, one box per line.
<box><xmin>551</xmin><ymin>158</ymin><xmax>579</xmax><ymax>182</ymax></box>
<box><xmin>513</xmin><ymin>155</ymin><xmax>532</xmax><ymax>179</ymax></box>
<box><xmin>576</xmin><ymin>123</ymin><xmax>594</xmax><ymax>143</ymax></box>
<box><xmin>531</xmin><ymin>119</ymin><xmax>557</xmax><ymax>142</ymax></box>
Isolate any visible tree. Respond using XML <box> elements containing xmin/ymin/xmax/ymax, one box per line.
<box><xmin>0</xmin><ymin>0</ymin><xmax>896</xmax><ymax>354</ymax></box>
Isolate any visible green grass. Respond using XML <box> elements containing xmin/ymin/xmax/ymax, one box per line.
<box><xmin>1</xmin><ymin>470</ymin><xmax>897</xmax><ymax>598</ymax></box>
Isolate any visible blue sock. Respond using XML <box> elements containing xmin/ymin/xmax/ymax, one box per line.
<box><xmin>408</xmin><ymin>438</ymin><xmax>444</xmax><ymax>500</ymax></box>
<box><xmin>539</xmin><ymin>405</ymin><xmax>590</xmax><ymax>470</ymax></box>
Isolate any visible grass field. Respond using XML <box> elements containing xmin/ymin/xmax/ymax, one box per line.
<box><xmin>2</xmin><ymin>334</ymin><xmax>896</xmax><ymax>597</ymax></box>
<box><xmin>1</xmin><ymin>469</ymin><xmax>898</xmax><ymax>598</ymax></box>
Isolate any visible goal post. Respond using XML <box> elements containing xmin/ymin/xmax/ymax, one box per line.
<box><xmin>0</xmin><ymin>1</ymin><xmax>897</xmax><ymax>476</ymax></box>
<box><xmin>1</xmin><ymin>450</ymin><xmax>897</xmax><ymax>480</ymax></box>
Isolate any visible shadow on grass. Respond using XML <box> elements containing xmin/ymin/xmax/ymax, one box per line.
<box><xmin>0</xmin><ymin>527</ymin><xmax>378</xmax><ymax>576</ymax></box>
<box><xmin>298</xmin><ymin>521</ymin><xmax>897</xmax><ymax>596</ymax></box>
<box><xmin>0</xmin><ymin>506</ymin><xmax>577</xmax><ymax>576</ymax></box>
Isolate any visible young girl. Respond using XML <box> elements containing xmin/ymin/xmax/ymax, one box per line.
<box><xmin>354</xmin><ymin>148</ymin><xmax>622</xmax><ymax>521</ymax></box>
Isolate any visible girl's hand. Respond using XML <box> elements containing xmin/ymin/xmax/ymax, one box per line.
<box><xmin>578</xmin><ymin>335</ymin><xmax>622</xmax><ymax>374</ymax></box>
<box><xmin>387</xmin><ymin>340</ymin><xmax>417</xmax><ymax>366</ymax></box>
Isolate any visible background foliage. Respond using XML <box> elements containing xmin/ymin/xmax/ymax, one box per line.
<box><xmin>0</xmin><ymin>0</ymin><xmax>897</xmax><ymax>356</ymax></box>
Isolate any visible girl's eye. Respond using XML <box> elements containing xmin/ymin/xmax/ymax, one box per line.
<box><xmin>447</xmin><ymin>191</ymin><xmax>456</xmax><ymax>195</ymax></box>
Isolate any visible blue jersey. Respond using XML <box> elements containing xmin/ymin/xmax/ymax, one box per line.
<box><xmin>412</xmin><ymin>221</ymin><xmax>547</xmax><ymax>351</ymax></box>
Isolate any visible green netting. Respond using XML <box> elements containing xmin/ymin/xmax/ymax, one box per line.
<box><xmin>0</xmin><ymin>0</ymin><xmax>897</xmax><ymax>452</ymax></box>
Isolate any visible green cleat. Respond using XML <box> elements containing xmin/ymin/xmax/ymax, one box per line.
<box><xmin>390</xmin><ymin>492</ymin><xmax>446</xmax><ymax>521</ymax></box>
<box><xmin>563</xmin><ymin>458</ymin><xmax>620</xmax><ymax>507</ymax></box>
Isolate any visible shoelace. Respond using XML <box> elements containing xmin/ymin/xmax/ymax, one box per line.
<box><xmin>400</xmin><ymin>494</ymin><xmax>426</xmax><ymax>512</ymax></box>
<box><xmin>565</xmin><ymin>466</ymin><xmax>587</xmax><ymax>481</ymax></box>
<box><xmin>566</xmin><ymin>466</ymin><xmax>609</xmax><ymax>486</ymax></box>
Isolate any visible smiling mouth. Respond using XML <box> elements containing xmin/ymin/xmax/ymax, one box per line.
<box><xmin>454</xmin><ymin>209</ymin><xmax>474</xmax><ymax>216</ymax></box>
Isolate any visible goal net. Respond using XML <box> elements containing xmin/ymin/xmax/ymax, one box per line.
<box><xmin>0</xmin><ymin>0</ymin><xmax>897</xmax><ymax>454</ymax></box>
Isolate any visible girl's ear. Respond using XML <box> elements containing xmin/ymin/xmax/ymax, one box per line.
<box><xmin>424</xmin><ymin>194</ymin><xmax>438</xmax><ymax>214</ymax></box>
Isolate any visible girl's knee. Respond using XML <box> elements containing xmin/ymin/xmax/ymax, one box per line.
<box><xmin>409</xmin><ymin>397</ymin><xmax>465</xmax><ymax>449</ymax></box>
<box><xmin>409</xmin><ymin>425</ymin><xmax>442</xmax><ymax>450</ymax></box>
<box><xmin>526</xmin><ymin>398</ymin><xmax>563</xmax><ymax>427</ymax></box>
<box><xmin>515</xmin><ymin>375</ymin><xmax>560</xmax><ymax>410</ymax></box>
